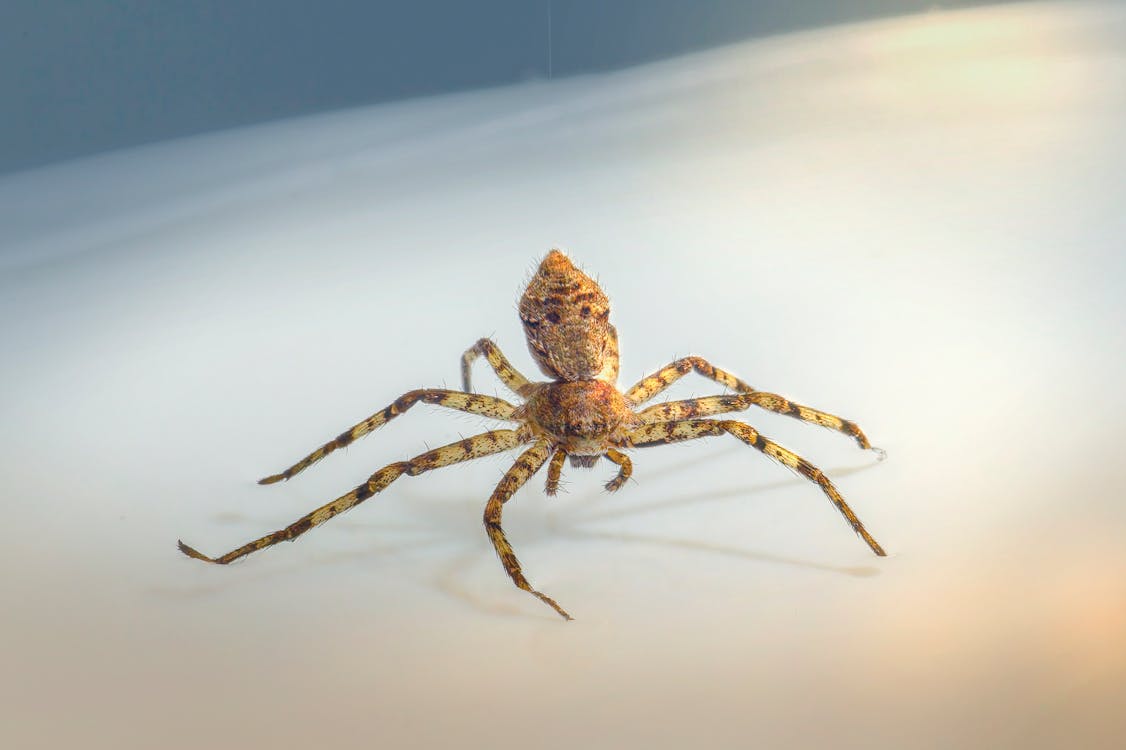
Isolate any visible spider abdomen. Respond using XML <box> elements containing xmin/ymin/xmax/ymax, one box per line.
<box><xmin>519</xmin><ymin>250</ymin><xmax>619</xmax><ymax>383</ymax></box>
<box><xmin>520</xmin><ymin>379</ymin><xmax>639</xmax><ymax>455</ymax></box>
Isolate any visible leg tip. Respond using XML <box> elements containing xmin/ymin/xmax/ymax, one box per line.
<box><xmin>258</xmin><ymin>474</ymin><xmax>284</xmax><ymax>485</ymax></box>
<box><xmin>532</xmin><ymin>590</ymin><xmax>573</xmax><ymax>620</ymax></box>
<box><xmin>871</xmin><ymin>446</ymin><xmax>888</xmax><ymax>462</ymax></box>
<box><xmin>178</xmin><ymin>540</ymin><xmax>219</xmax><ymax>563</ymax></box>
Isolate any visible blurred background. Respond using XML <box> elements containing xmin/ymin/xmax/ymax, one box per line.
<box><xmin>2</xmin><ymin>2</ymin><xmax>1124</xmax><ymax>749</ymax></box>
<box><xmin>3</xmin><ymin>0</ymin><xmax>1018</xmax><ymax>174</ymax></box>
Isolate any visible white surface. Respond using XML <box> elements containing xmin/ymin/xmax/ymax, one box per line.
<box><xmin>2</xmin><ymin>3</ymin><xmax>1125</xmax><ymax>748</ymax></box>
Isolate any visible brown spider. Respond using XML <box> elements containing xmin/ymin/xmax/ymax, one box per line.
<box><xmin>179</xmin><ymin>250</ymin><xmax>885</xmax><ymax>620</ymax></box>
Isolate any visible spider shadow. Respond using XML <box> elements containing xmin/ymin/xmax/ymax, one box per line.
<box><xmin>553</xmin><ymin>527</ymin><xmax>880</xmax><ymax>578</ymax></box>
<box><xmin>567</xmin><ymin>447</ymin><xmax>881</xmax><ymax>525</ymax></box>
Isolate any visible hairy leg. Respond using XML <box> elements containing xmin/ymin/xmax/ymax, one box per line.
<box><xmin>635</xmin><ymin>394</ymin><xmax>748</xmax><ymax>424</ymax></box>
<box><xmin>625</xmin><ymin>356</ymin><xmax>873</xmax><ymax>450</ymax></box>
<box><xmin>259</xmin><ymin>389</ymin><xmax>517</xmax><ymax>484</ymax></box>
<box><xmin>593</xmin><ymin>326</ymin><xmax>621</xmax><ymax>384</ymax></box>
<box><xmin>179</xmin><ymin>429</ymin><xmax>528</xmax><ymax>565</ymax></box>
<box><xmin>461</xmin><ymin>338</ymin><xmax>534</xmax><ymax>397</ymax></box>
<box><xmin>625</xmin><ymin>356</ymin><xmax>753</xmax><ymax>404</ymax></box>
<box><xmin>625</xmin><ymin>419</ymin><xmax>885</xmax><ymax>556</ymax></box>
<box><xmin>482</xmin><ymin>440</ymin><xmax>570</xmax><ymax>619</ymax></box>
<box><xmin>636</xmin><ymin>394</ymin><xmax>874</xmax><ymax>452</ymax></box>
<box><xmin>604</xmin><ymin>449</ymin><xmax>632</xmax><ymax>492</ymax></box>
<box><xmin>545</xmin><ymin>448</ymin><xmax>567</xmax><ymax>496</ymax></box>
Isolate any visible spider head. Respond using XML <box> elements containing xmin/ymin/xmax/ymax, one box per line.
<box><xmin>519</xmin><ymin>250</ymin><xmax>617</xmax><ymax>382</ymax></box>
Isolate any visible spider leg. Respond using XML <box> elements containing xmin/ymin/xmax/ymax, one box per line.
<box><xmin>482</xmin><ymin>440</ymin><xmax>572</xmax><ymax>620</ymax></box>
<box><xmin>259</xmin><ymin>389</ymin><xmax>518</xmax><ymax>484</ymax></box>
<box><xmin>625</xmin><ymin>419</ymin><xmax>886</xmax><ymax>556</ymax></box>
<box><xmin>635</xmin><ymin>394</ymin><xmax>748</xmax><ymax>424</ymax></box>
<box><xmin>625</xmin><ymin>356</ymin><xmax>873</xmax><ymax>450</ymax></box>
<box><xmin>603</xmin><ymin>449</ymin><xmax>632</xmax><ymax>492</ymax></box>
<box><xmin>636</xmin><ymin>393</ymin><xmax>873</xmax><ymax>451</ymax></box>
<box><xmin>594</xmin><ymin>325</ymin><xmax>621</xmax><ymax>384</ymax></box>
<box><xmin>179</xmin><ymin>429</ymin><xmax>528</xmax><ymax>565</ymax></box>
<box><xmin>461</xmin><ymin>338</ymin><xmax>534</xmax><ymax>397</ymax></box>
<box><xmin>545</xmin><ymin>447</ymin><xmax>567</xmax><ymax>496</ymax></box>
<box><xmin>739</xmin><ymin>391</ymin><xmax>873</xmax><ymax>451</ymax></box>
<box><xmin>625</xmin><ymin>356</ymin><xmax>752</xmax><ymax>404</ymax></box>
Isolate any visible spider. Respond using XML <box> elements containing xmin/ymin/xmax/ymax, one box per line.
<box><xmin>179</xmin><ymin>249</ymin><xmax>885</xmax><ymax>620</ymax></box>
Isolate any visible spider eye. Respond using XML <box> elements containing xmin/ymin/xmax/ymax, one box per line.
<box><xmin>545</xmin><ymin>311</ymin><xmax>562</xmax><ymax>324</ymax></box>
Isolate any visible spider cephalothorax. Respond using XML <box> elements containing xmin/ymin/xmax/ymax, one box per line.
<box><xmin>180</xmin><ymin>249</ymin><xmax>885</xmax><ymax>620</ymax></box>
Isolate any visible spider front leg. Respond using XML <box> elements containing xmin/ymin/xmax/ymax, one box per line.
<box><xmin>259</xmin><ymin>389</ymin><xmax>517</xmax><ymax>484</ymax></box>
<box><xmin>636</xmin><ymin>393</ymin><xmax>875</xmax><ymax>448</ymax></box>
<box><xmin>179</xmin><ymin>429</ymin><xmax>528</xmax><ymax>565</ymax></box>
<box><xmin>461</xmin><ymin>338</ymin><xmax>533</xmax><ymax>397</ymax></box>
<box><xmin>625</xmin><ymin>356</ymin><xmax>874</xmax><ymax>451</ymax></box>
<box><xmin>483</xmin><ymin>440</ymin><xmax>572</xmax><ymax>620</ymax></box>
<box><xmin>625</xmin><ymin>419</ymin><xmax>886</xmax><ymax>556</ymax></box>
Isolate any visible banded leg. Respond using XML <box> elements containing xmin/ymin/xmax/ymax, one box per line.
<box><xmin>625</xmin><ymin>356</ymin><xmax>753</xmax><ymax>404</ymax></box>
<box><xmin>179</xmin><ymin>429</ymin><xmax>528</xmax><ymax>565</ymax></box>
<box><xmin>482</xmin><ymin>440</ymin><xmax>571</xmax><ymax>619</ymax></box>
<box><xmin>637</xmin><ymin>393</ymin><xmax>873</xmax><ymax>451</ymax></box>
<box><xmin>260</xmin><ymin>389</ymin><xmax>517</xmax><ymax>484</ymax></box>
<box><xmin>636</xmin><ymin>394</ymin><xmax>749</xmax><ymax>424</ymax></box>
<box><xmin>544</xmin><ymin>448</ymin><xmax>567</xmax><ymax>496</ymax></box>
<box><xmin>625</xmin><ymin>356</ymin><xmax>873</xmax><ymax>450</ymax></box>
<box><xmin>626</xmin><ymin>419</ymin><xmax>886</xmax><ymax>556</ymax></box>
<box><xmin>604</xmin><ymin>449</ymin><xmax>632</xmax><ymax>492</ymax></box>
<box><xmin>739</xmin><ymin>391</ymin><xmax>872</xmax><ymax>451</ymax></box>
<box><xmin>461</xmin><ymin>338</ymin><xmax>533</xmax><ymax>397</ymax></box>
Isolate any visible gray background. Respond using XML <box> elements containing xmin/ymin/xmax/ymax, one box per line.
<box><xmin>3</xmin><ymin>0</ymin><xmax>1014</xmax><ymax>174</ymax></box>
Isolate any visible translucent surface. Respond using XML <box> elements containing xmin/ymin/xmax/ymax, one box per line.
<box><xmin>2</xmin><ymin>3</ymin><xmax>1124</xmax><ymax>748</ymax></box>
